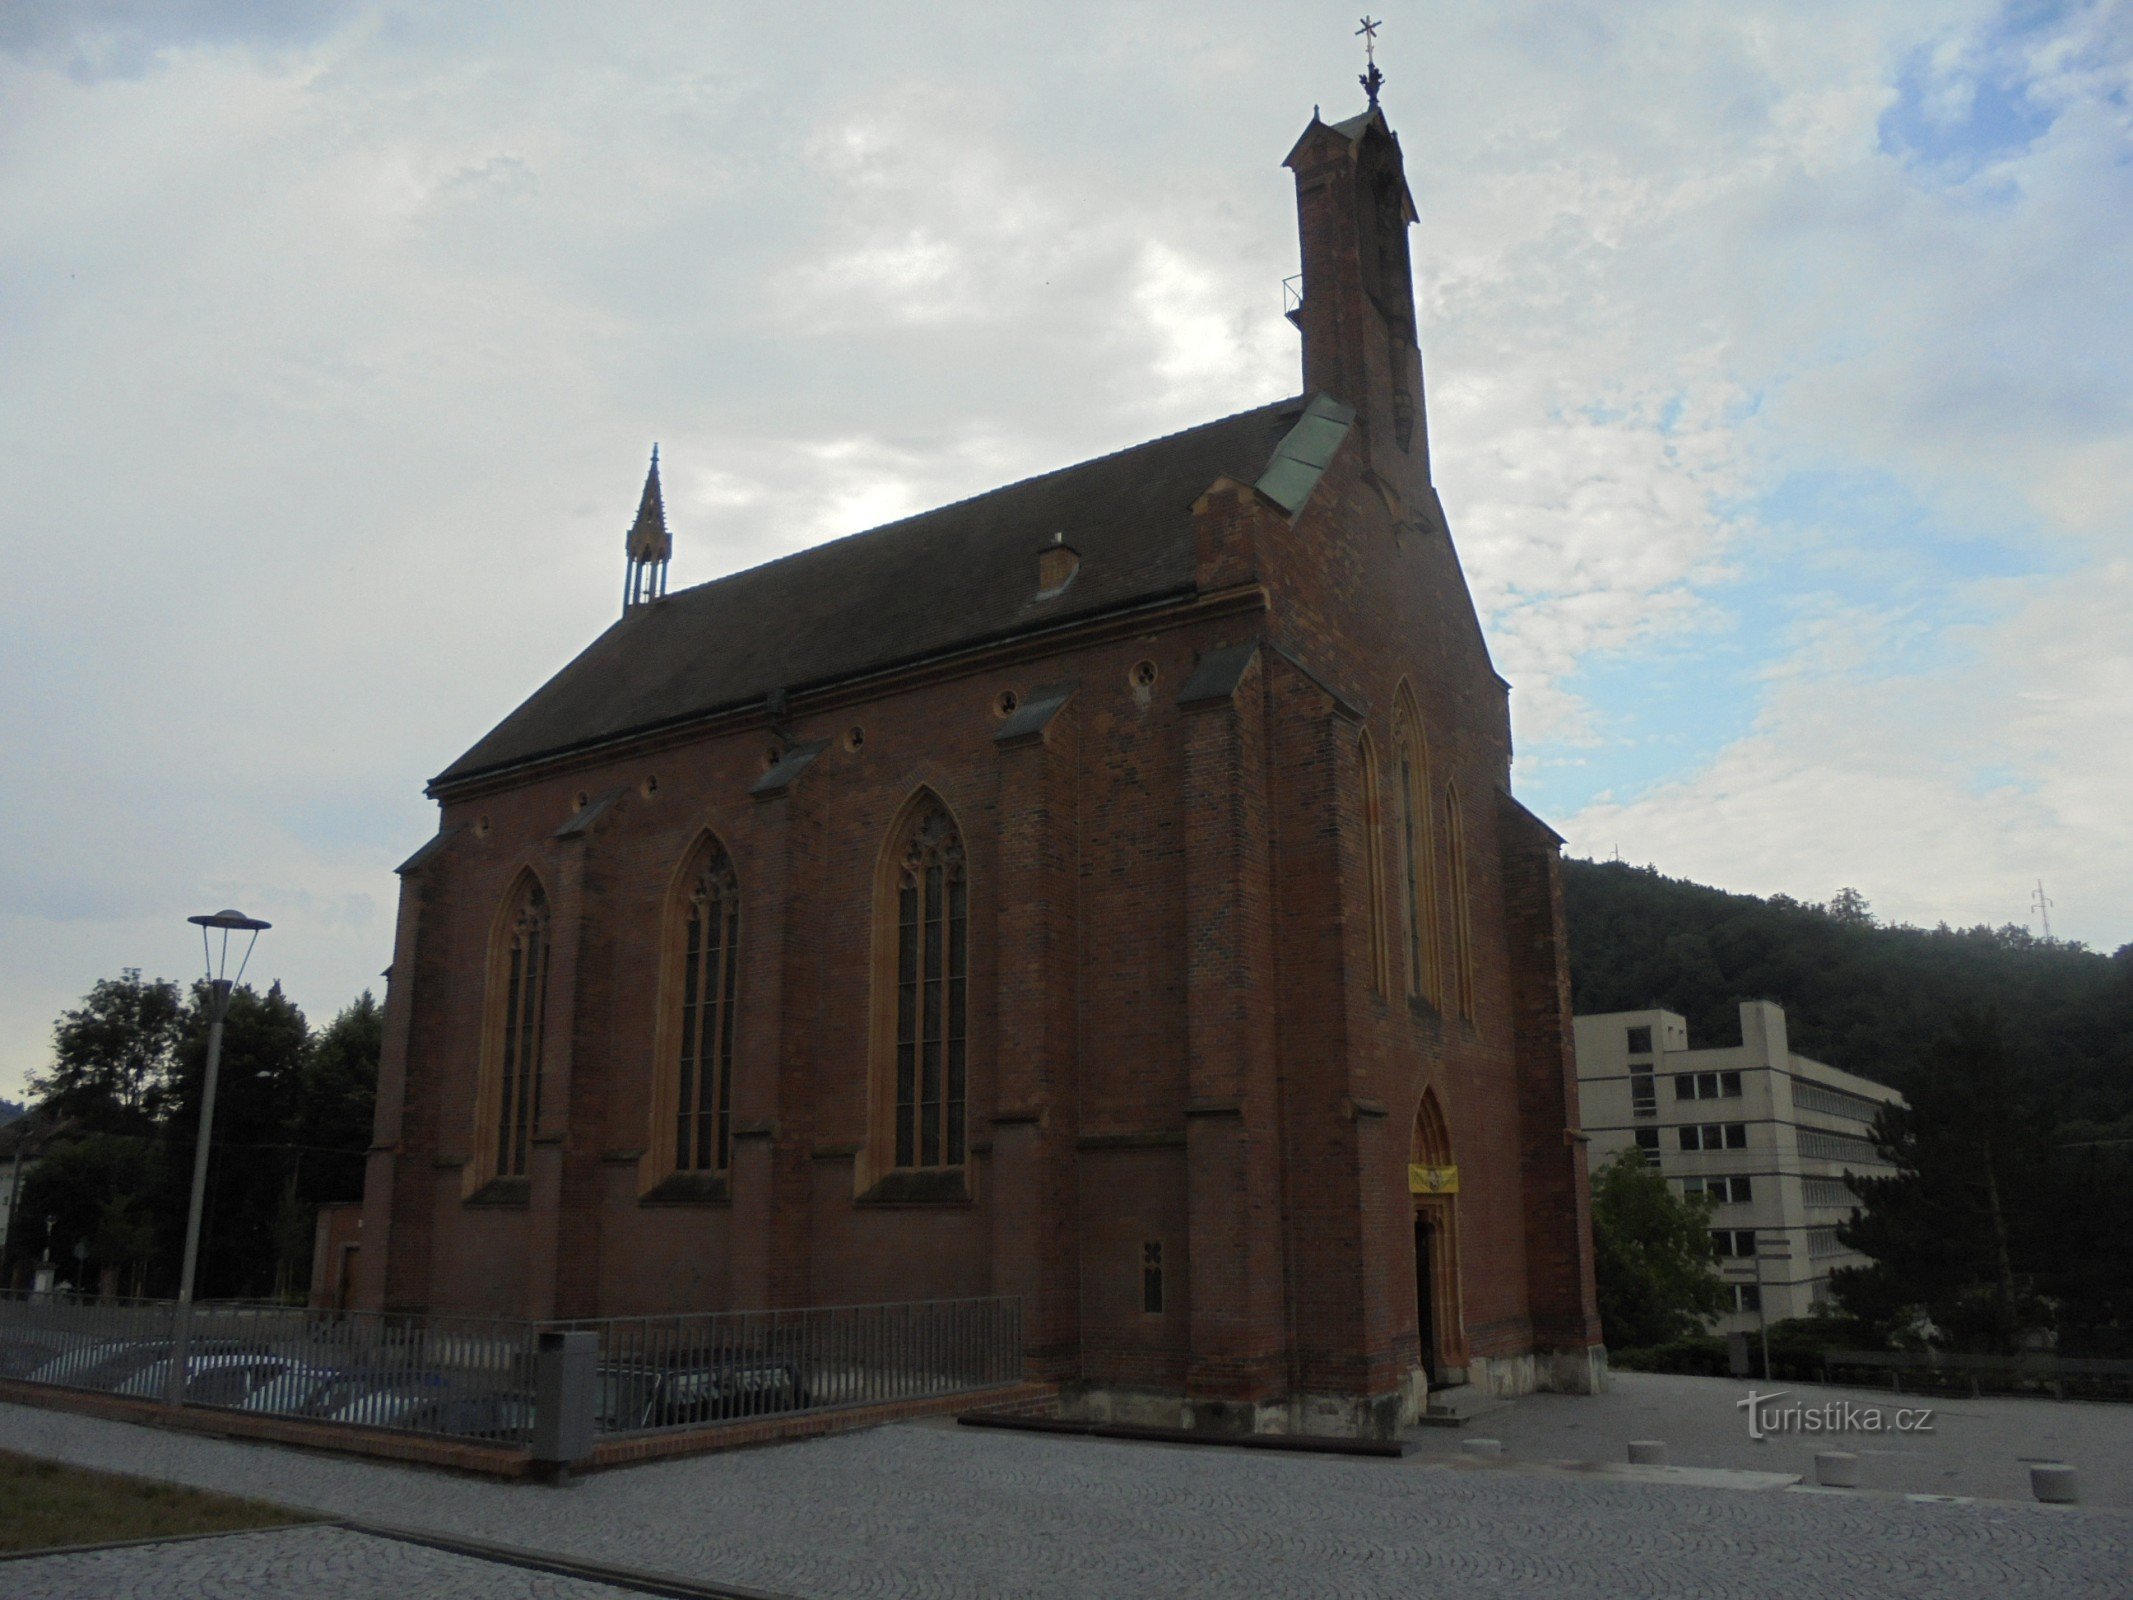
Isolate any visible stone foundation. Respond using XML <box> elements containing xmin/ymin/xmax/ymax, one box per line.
<box><xmin>1064</xmin><ymin>1366</ymin><xmax>1433</xmax><ymax>1442</ymax></box>
<box><xmin>1467</xmin><ymin>1344</ymin><xmax>1610</xmax><ymax>1400</ymax></box>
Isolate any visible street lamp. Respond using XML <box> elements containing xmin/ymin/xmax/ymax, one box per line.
<box><xmin>166</xmin><ymin>908</ymin><xmax>269</xmax><ymax>1407</ymax></box>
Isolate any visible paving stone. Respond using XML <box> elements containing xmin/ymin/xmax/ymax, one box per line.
<box><xmin>3</xmin><ymin>1524</ymin><xmax>646</xmax><ymax>1600</ymax></box>
<box><xmin>1</xmin><ymin>1385</ymin><xmax>2126</xmax><ymax>1599</ymax></box>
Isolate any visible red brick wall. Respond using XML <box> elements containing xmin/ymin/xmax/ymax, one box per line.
<box><xmin>357</xmin><ymin>105</ymin><xmax>1601</xmax><ymax>1418</ymax></box>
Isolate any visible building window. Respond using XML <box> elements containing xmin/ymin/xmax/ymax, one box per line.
<box><xmin>1630</xmin><ymin>1070</ymin><xmax>1656</xmax><ymax>1118</ymax></box>
<box><xmin>892</xmin><ymin>796</ymin><xmax>967</xmax><ymax>1171</ymax></box>
<box><xmin>1444</xmin><ymin>781</ymin><xmax>1475</xmax><ymax>1018</ymax></box>
<box><xmin>1392</xmin><ymin>690</ymin><xmax>1441</xmax><ymax>1006</ymax></box>
<box><xmin>1676</xmin><ymin>1071</ymin><xmax>1745</xmax><ymax>1101</ymax></box>
<box><xmin>1685</xmin><ymin>1176</ymin><xmax>1748</xmax><ymax>1203</ymax></box>
<box><xmin>1711</xmin><ymin>1229</ymin><xmax>1758</xmax><ymax>1259</ymax></box>
<box><xmin>1679</xmin><ymin>1123</ymin><xmax>1749</xmax><ymax>1152</ymax></box>
<box><xmin>1793</xmin><ymin>1081</ymin><xmax>1882</xmax><ymax>1122</ymax></box>
<box><xmin>1358</xmin><ymin>732</ymin><xmax>1390</xmax><ymax>995</ymax></box>
<box><xmin>1721</xmin><ymin>1070</ymin><xmax>1742</xmax><ymax>1097</ymax></box>
<box><xmin>1731</xmin><ymin>1284</ymin><xmax>1762</xmax><ymax>1313</ymax></box>
<box><xmin>1626</xmin><ymin>1024</ymin><xmax>1652</xmax><ymax>1055</ymax></box>
<box><xmin>1142</xmin><ymin>1241</ymin><xmax>1164</xmax><ymax>1314</ymax></box>
<box><xmin>669</xmin><ymin>837</ymin><xmax>741</xmax><ymax>1175</ymax></box>
<box><xmin>479</xmin><ymin>873</ymin><xmax>549</xmax><ymax>1185</ymax></box>
<box><xmin>1633</xmin><ymin>1128</ymin><xmax>1661</xmax><ymax>1167</ymax></box>
<box><xmin>1799</xmin><ymin>1129</ymin><xmax>1879</xmax><ymax>1164</ymax></box>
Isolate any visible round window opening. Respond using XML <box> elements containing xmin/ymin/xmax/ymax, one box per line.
<box><xmin>1132</xmin><ymin>660</ymin><xmax>1158</xmax><ymax>689</ymax></box>
<box><xmin>844</xmin><ymin>726</ymin><xmax>866</xmax><ymax>752</ymax></box>
<box><xmin>995</xmin><ymin>689</ymin><xmax>1019</xmax><ymax>718</ymax></box>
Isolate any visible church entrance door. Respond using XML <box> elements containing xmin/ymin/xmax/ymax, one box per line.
<box><xmin>1409</xmin><ymin>1088</ymin><xmax>1467</xmax><ymax>1385</ymax></box>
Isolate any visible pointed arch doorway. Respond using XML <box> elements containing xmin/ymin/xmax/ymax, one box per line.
<box><xmin>1410</xmin><ymin>1089</ymin><xmax>1467</xmax><ymax>1386</ymax></box>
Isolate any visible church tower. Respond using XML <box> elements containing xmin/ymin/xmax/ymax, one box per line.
<box><xmin>623</xmin><ymin>446</ymin><xmax>670</xmax><ymax>611</ymax></box>
<box><xmin>1284</xmin><ymin>96</ymin><xmax>1429</xmax><ymax>495</ymax></box>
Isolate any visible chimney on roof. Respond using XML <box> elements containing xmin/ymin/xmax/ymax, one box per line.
<box><xmin>1283</xmin><ymin>95</ymin><xmax>1429</xmax><ymax>491</ymax></box>
<box><xmin>623</xmin><ymin>445</ymin><xmax>671</xmax><ymax>613</ymax></box>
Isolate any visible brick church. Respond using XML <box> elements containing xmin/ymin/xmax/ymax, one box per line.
<box><xmin>354</xmin><ymin>91</ymin><xmax>1605</xmax><ymax>1434</ymax></box>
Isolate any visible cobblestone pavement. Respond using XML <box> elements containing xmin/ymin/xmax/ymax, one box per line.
<box><xmin>2</xmin><ymin>1395</ymin><xmax>2126</xmax><ymax>1599</ymax></box>
<box><xmin>1405</xmin><ymin>1370</ymin><xmax>2133</xmax><ymax>1508</ymax></box>
<box><xmin>3</xmin><ymin>1524</ymin><xmax>650</xmax><ymax>1600</ymax></box>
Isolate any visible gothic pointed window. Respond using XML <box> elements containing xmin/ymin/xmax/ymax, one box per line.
<box><xmin>884</xmin><ymin>793</ymin><xmax>967</xmax><ymax>1173</ymax></box>
<box><xmin>670</xmin><ymin>838</ymin><xmax>741</xmax><ymax>1174</ymax></box>
<box><xmin>480</xmin><ymin>873</ymin><xmax>548</xmax><ymax>1186</ymax></box>
<box><xmin>1392</xmin><ymin>690</ymin><xmax>1442</xmax><ymax>1007</ymax></box>
<box><xmin>1445</xmin><ymin>782</ymin><xmax>1475</xmax><ymax>1019</ymax></box>
<box><xmin>1358</xmin><ymin>730</ymin><xmax>1390</xmax><ymax>994</ymax></box>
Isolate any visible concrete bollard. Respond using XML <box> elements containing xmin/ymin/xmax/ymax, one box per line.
<box><xmin>1814</xmin><ymin>1451</ymin><xmax>1860</xmax><ymax>1488</ymax></box>
<box><xmin>1627</xmin><ymin>1440</ymin><xmax>1668</xmax><ymax>1466</ymax></box>
<box><xmin>2030</xmin><ymin>1464</ymin><xmax>2080</xmax><ymax>1505</ymax></box>
<box><xmin>1460</xmin><ymin>1438</ymin><xmax>1504</xmax><ymax>1459</ymax></box>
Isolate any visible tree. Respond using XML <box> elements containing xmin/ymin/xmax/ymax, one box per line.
<box><xmin>292</xmin><ymin>991</ymin><xmax>381</xmax><ymax>1207</ymax></box>
<box><xmin>1590</xmin><ymin>1148</ymin><xmax>1730</xmax><ymax>1349</ymax></box>
<box><xmin>28</xmin><ymin>970</ymin><xmax>185</xmax><ymax>1132</ymax></box>
<box><xmin>1825</xmin><ymin>887</ymin><xmax>1876</xmax><ymax>928</ymax></box>
<box><xmin>1833</xmin><ymin>1012</ymin><xmax>2050</xmax><ymax>1352</ymax></box>
<box><xmin>149</xmin><ymin>980</ymin><xmax>310</xmax><ymax>1299</ymax></box>
<box><xmin>15</xmin><ymin>1134</ymin><xmax>161</xmax><ymax>1294</ymax></box>
<box><xmin>271</xmin><ymin>990</ymin><xmax>381</xmax><ymax>1296</ymax></box>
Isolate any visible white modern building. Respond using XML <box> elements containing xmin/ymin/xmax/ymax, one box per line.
<box><xmin>1574</xmin><ymin>1001</ymin><xmax>1904</xmax><ymax>1332</ymax></box>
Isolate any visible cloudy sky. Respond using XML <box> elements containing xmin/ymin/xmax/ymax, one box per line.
<box><xmin>3</xmin><ymin>1</ymin><xmax>2128</xmax><ymax>1099</ymax></box>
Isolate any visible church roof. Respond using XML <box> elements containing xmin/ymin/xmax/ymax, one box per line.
<box><xmin>435</xmin><ymin>396</ymin><xmax>1309</xmax><ymax>789</ymax></box>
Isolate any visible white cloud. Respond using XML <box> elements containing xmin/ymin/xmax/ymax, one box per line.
<box><xmin>1566</xmin><ymin>559</ymin><xmax>2133</xmax><ymax>946</ymax></box>
<box><xmin>1</xmin><ymin>0</ymin><xmax>2128</xmax><ymax>1101</ymax></box>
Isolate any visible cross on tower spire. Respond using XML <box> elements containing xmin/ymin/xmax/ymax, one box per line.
<box><xmin>623</xmin><ymin>444</ymin><xmax>671</xmax><ymax>612</ymax></box>
<box><xmin>1356</xmin><ymin>15</ymin><xmax>1384</xmax><ymax>108</ymax></box>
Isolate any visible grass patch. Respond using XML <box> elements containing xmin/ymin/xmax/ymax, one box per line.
<box><xmin>0</xmin><ymin>1449</ymin><xmax>314</xmax><ymax>1556</ymax></box>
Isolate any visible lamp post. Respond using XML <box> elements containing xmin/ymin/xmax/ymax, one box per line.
<box><xmin>166</xmin><ymin>909</ymin><xmax>269</xmax><ymax>1408</ymax></box>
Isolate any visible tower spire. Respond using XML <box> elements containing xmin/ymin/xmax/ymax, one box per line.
<box><xmin>1356</xmin><ymin>15</ymin><xmax>1384</xmax><ymax>108</ymax></box>
<box><xmin>623</xmin><ymin>444</ymin><xmax>671</xmax><ymax>613</ymax></box>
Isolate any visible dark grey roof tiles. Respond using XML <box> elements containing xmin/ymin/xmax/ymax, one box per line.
<box><xmin>435</xmin><ymin>397</ymin><xmax>1305</xmax><ymax>788</ymax></box>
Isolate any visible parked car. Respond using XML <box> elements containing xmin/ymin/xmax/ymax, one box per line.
<box><xmin>235</xmin><ymin>1362</ymin><xmax>348</xmax><ymax>1417</ymax></box>
<box><xmin>303</xmin><ymin>1368</ymin><xmax>451</xmax><ymax>1423</ymax></box>
<box><xmin>24</xmin><ymin>1337</ymin><xmax>261</xmax><ymax>1393</ymax></box>
<box><xmin>0</xmin><ymin>1335</ymin><xmax>65</xmax><ymax>1378</ymax></box>
<box><xmin>114</xmin><ymin>1352</ymin><xmax>320</xmax><ymax>1408</ymax></box>
<box><xmin>319</xmin><ymin>1381</ymin><xmax>530</xmax><ymax>1438</ymax></box>
<box><xmin>597</xmin><ymin>1350</ymin><xmax>809</xmax><ymax>1431</ymax></box>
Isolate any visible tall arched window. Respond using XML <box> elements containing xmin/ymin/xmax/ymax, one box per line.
<box><xmin>1358</xmin><ymin>730</ymin><xmax>1390</xmax><ymax>995</ymax></box>
<box><xmin>670</xmin><ymin>836</ymin><xmax>741</xmax><ymax>1174</ymax></box>
<box><xmin>483</xmin><ymin>873</ymin><xmax>548</xmax><ymax>1184</ymax></box>
<box><xmin>1445</xmin><ymin>782</ymin><xmax>1475</xmax><ymax>1019</ymax></box>
<box><xmin>1392</xmin><ymin>689</ymin><xmax>1441</xmax><ymax>1007</ymax></box>
<box><xmin>886</xmin><ymin>793</ymin><xmax>967</xmax><ymax>1172</ymax></box>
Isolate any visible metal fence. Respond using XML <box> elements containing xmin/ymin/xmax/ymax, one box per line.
<box><xmin>549</xmin><ymin>1296</ymin><xmax>1024</xmax><ymax>1438</ymax></box>
<box><xmin>0</xmin><ymin>1290</ymin><xmax>539</xmax><ymax>1445</ymax></box>
<box><xmin>0</xmin><ymin>1290</ymin><xmax>1023</xmax><ymax>1455</ymax></box>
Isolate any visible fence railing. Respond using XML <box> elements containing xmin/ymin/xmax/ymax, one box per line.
<box><xmin>547</xmin><ymin>1296</ymin><xmax>1024</xmax><ymax>1438</ymax></box>
<box><xmin>0</xmin><ymin>1290</ymin><xmax>541</xmax><ymax>1444</ymax></box>
<box><xmin>0</xmin><ymin>1290</ymin><xmax>1024</xmax><ymax>1458</ymax></box>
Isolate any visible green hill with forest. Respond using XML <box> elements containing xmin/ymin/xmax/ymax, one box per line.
<box><xmin>1561</xmin><ymin>859</ymin><xmax>2133</xmax><ymax>1132</ymax></box>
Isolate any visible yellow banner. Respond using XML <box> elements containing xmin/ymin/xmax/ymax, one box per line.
<box><xmin>1409</xmin><ymin>1163</ymin><xmax>1459</xmax><ymax>1195</ymax></box>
